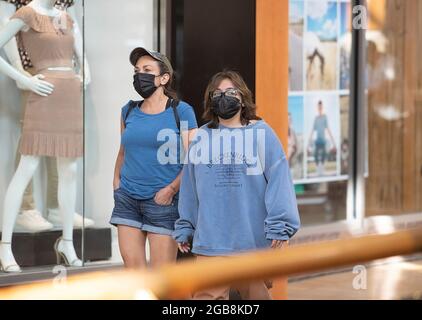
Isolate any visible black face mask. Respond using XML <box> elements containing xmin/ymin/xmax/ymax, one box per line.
<box><xmin>133</xmin><ymin>73</ymin><xmax>159</xmax><ymax>98</ymax></box>
<box><xmin>211</xmin><ymin>95</ymin><xmax>242</xmax><ymax>120</ymax></box>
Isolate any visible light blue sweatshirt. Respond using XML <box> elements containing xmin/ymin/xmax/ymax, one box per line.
<box><xmin>173</xmin><ymin>120</ymin><xmax>301</xmax><ymax>256</ymax></box>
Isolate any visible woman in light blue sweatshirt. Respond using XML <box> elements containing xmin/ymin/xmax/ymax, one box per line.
<box><xmin>173</xmin><ymin>70</ymin><xmax>300</xmax><ymax>300</ymax></box>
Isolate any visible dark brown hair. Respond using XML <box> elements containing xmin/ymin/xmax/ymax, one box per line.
<box><xmin>203</xmin><ymin>70</ymin><xmax>261</xmax><ymax>128</ymax></box>
<box><xmin>157</xmin><ymin>60</ymin><xmax>178</xmax><ymax>100</ymax></box>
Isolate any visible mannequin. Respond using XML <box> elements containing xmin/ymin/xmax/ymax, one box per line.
<box><xmin>0</xmin><ymin>0</ymin><xmax>93</xmax><ymax>232</ymax></box>
<box><xmin>0</xmin><ymin>0</ymin><xmax>85</xmax><ymax>272</ymax></box>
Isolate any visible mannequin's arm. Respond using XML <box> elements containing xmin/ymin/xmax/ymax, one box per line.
<box><xmin>0</xmin><ymin>3</ymin><xmax>28</xmax><ymax>72</ymax></box>
<box><xmin>0</xmin><ymin>2</ymin><xmax>32</xmax><ymax>84</ymax></box>
<box><xmin>68</xmin><ymin>6</ymin><xmax>91</xmax><ymax>86</ymax></box>
<box><xmin>0</xmin><ymin>19</ymin><xmax>54</xmax><ymax>96</ymax></box>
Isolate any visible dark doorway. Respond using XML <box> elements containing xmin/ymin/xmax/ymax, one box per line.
<box><xmin>169</xmin><ymin>0</ymin><xmax>256</xmax><ymax>126</ymax></box>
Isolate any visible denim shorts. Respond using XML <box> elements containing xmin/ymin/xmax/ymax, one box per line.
<box><xmin>109</xmin><ymin>187</ymin><xmax>179</xmax><ymax>236</ymax></box>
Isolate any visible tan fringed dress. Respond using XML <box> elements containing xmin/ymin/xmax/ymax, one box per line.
<box><xmin>11</xmin><ymin>5</ymin><xmax>83</xmax><ymax>158</ymax></box>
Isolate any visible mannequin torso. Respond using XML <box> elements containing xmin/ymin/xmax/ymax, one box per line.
<box><xmin>27</xmin><ymin>0</ymin><xmax>72</xmax><ymax>71</ymax></box>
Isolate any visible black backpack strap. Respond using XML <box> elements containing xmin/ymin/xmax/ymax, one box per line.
<box><xmin>125</xmin><ymin>99</ymin><xmax>180</xmax><ymax>131</ymax></box>
<box><xmin>123</xmin><ymin>100</ymin><xmax>141</xmax><ymax>126</ymax></box>
<box><xmin>169</xmin><ymin>99</ymin><xmax>181</xmax><ymax>132</ymax></box>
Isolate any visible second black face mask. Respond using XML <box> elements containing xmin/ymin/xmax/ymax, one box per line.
<box><xmin>211</xmin><ymin>95</ymin><xmax>242</xmax><ymax>120</ymax></box>
<box><xmin>133</xmin><ymin>73</ymin><xmax>158</xmax><ymax>98</ymax></box>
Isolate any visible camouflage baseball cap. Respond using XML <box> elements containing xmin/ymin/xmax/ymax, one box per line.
<box><xmin>129</xmin><ymin>47</ymin><xmax>174</xmax><ymax>76</ymax></box>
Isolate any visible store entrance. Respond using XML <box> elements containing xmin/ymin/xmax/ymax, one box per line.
<box><xmin>167</xmin><ymin>0</ymin><xmax>256</xmax><ymax>126</ymax></box>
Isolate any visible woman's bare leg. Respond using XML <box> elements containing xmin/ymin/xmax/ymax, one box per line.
<box><xmin>118</xmin><ymin>226</ymin><xmax>147</xmax><ymax>269</ymax></box>
<box><xmin>147</xmin><ymin>232</ymin><xmax>178</xmax><ymax>268</ymax></box>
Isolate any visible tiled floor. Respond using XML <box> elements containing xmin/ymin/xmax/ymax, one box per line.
<box><xmin>288</xmin><ymin>255</ymin><xmax>422</xmax><ymax>300</ymax></box>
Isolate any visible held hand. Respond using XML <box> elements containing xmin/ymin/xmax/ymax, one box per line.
<box><xmin>154</xmin><ymin>185</ymin><xmax>177</xmax><ymax>206</ymax></box>
<box><xmin>18</xmin><ymin>74</ymin><xmax>55</xmax><ymax>97</ymax></box>
<box><xmin>178</xmin><ymin>242</ymin><xmax>191</xmax><ymax>253</ymax></box>
<box><xmin>271</xmin><ymin>240</ymin><xmax>288</xmax><ymax>249</ymax></box>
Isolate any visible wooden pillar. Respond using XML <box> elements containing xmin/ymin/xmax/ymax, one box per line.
<box><xmin>367</xmin><ymin>0</ymin><xmax>386</xmax><ymax>30</ymax></box>
<box><xmin>256</xmin><ymin>0</ymin><xmax>289</xmax><ymax>151</ymax></box>
<box><xmin>256</xmin><ymin>0</ymin><xmax>289</xmax><ymax>299</ymax></box>
<box><xmin>402</xmin><ymin>0</ymin><xmax>417</xmax><ymax>212</ymax></box>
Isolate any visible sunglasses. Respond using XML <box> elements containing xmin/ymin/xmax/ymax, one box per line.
<box><xmin>210</xmin><ymin>88</ymin><xmax>240</xmax><ymax>100</ymax></box>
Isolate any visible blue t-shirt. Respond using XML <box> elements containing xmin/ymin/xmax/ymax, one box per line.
<box><xmin>119</xmin><ymin>100</ymin><xmax>198</xmax><ymax>200</ymax></box>
<box><xmin>313</xmin><ymin>114</ymin><xmax>328</xmax><ymax>143</ymax></box>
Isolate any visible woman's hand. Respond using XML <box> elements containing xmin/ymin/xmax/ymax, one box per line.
<box><xmin>271</xmin><ymin>240</ymin><xmax>288</xmax><ymax>249</ymax></box>
<box><xmin>178</xmin><ymin>242</ymin><xmax>191</xmax><ymax>253</ymax></box>
<box><xmin>18</xmin><ymin>74</ymin><xmax>54</xmax><ymax>97</ymax></box>
<box><xmin>154</xmin><ymin>185</ymin><xmax>177</xmax><ymax>205</ymax></box>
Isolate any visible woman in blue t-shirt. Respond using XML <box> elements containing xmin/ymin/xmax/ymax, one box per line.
<box><xmin>110</xmin><ymin>47</ymin><xmax>198</xmax><ymax>269</ymax></box>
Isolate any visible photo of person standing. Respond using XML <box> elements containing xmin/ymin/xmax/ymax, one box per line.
<box><xmin>307</xmin><ymin>100</ymin><xmax>337</xmax><ymax>177</ymax></box>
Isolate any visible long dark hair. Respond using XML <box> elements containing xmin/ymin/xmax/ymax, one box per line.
<box><xmin>203</xmin><ymin>70</ymin><xmax>261</xmax><ymax>128</ymax></box>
